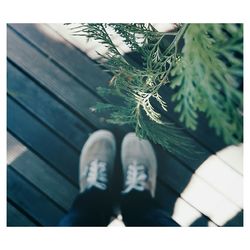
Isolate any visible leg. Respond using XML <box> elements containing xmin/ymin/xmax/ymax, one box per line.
<box><xmin>121</xmin><ymin>190</ymin><xmax>180</xmax><ymax>226</ymax></box>
<box><xmin>120</xmin><ymin>133</ymin><xmax>180</xmax><ymax>226</ymax></box>
<box><xmin>59</xmin><ymin>187</ymin><xmax>113</xmax><ymax>226</ymax></box>
<box><xmin>59</xmin><ymin>130</ymin><xmax>116</xmax><ymax>227</ymax></box>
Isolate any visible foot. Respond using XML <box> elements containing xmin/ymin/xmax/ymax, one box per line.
<box><xmin>79</xmin><ymin>130</ymin><xmax>116</xmax><ymax>193</ymax></box>
<box><xmin>121</xmin><ymin>132</ymin><xmax>157</xmax><ymax>197</ymax></box>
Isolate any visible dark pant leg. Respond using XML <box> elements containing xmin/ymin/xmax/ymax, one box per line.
<box><xmin>121</xmin><ymin>190</ymin><xmax>180</xmax><ymax>226</ymax></box>
<box><xmin>59</xmin><ymin>187</ymin><xmax>113</xmax><ymax>226</ymax></box>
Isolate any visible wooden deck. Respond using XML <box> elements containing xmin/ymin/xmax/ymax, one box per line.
<box><xmin>7</xmin><ymin>23</ymin><xmax>243</xmax><ymax>227</ymax></box>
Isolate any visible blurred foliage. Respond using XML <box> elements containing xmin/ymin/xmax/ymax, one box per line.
<box><xmin>67</xmin><ymin>23</ymin><xmax>243</xmax><ymax>155</ymax></box>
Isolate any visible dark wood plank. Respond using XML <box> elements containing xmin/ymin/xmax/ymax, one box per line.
<box><xmin>160</xmin><ymin>86</ymin><xmax>227</xmax><ymax>152</ymax></box>
<box><xmin>7</xmin><ymin>133</ymin><xmax>78</xmax><ymax>211</ymax></box>
<box><xmin>7</xmin><ymin>26</ymin><xmax>110</xmax><ymax>129</ymax></box>
<box><xmin>7</xmin><ymin>61</ymin><xmax>93</xmax><ymax>151</ymax></box>
<box><xmin>223</xmin><ymin>210</ymin><xmax>243</xmax><ymax>226</ymax></box>
<box><xmin>7</xmin><ymin>96</ymin><xmax>79</xmax><ymax>185</ymax></box>
<box><xmin>9</xmin><ymin>23</ymin><xmax>112</xmax><ymax>97</ymax></box>
<box><xmin>7</xmin><ymin>202</ymin><xmax>36</xmax><ymax>226</ymax></box>
<box><xmin>7</xmin><ymin>167</ymin><xmax>65</xmax><ymax>226</ymax></box>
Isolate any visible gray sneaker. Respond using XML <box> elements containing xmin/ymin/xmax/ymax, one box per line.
<box><xmin>79</xmin><ymin>130</ymin><xmax>116</xmax><ymax>193</ymax></box>
<box><xmin>121</xmin><ymin>132</ymin><xmax>157</xmax><ymax>197</ymax></box>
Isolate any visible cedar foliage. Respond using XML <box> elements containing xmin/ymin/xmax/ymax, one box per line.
<box><xmin>67</xmin><ymin>23</ymin><xmax>243</xmax><ymax>155</ymax></box>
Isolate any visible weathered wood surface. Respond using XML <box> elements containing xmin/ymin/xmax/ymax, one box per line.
<box><xmin>7</xmin><ymin>167</ymin><xmax>64</xmax><ymax>226</ymax></box>
<box><xmin>7</xmin><ymin>202</ymin><xmax>36</xmax><ymax>226</ymax></box>
<box><xmin>7</xmin><ymin>23</ymin><xmax>243</xmax><ymax>227</ymax></box>
<box><xmin>7</xmin><ymin>133</ymin><xmax>78</xmax><ymax>211</ymax></box>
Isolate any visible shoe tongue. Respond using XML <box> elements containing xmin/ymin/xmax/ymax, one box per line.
<box><xmin>89</xmin><ymin>159</ymin><xmax>107</xmax><ymax>167</ymax></box>
<box><xmin>127</xmin><ymin>160</ymin><xmax>147</xmax><ymax>168</ymax></box>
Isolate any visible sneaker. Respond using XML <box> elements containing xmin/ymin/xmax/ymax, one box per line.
<box><xmin>79</xmin><ymin>130</ymin><xmax>116</xmax><ymax>193</ymax></box>
<box><xmin>121</xmin><ymin>132</ymin><xmax>157</xmax><ymax>197</ymax></box>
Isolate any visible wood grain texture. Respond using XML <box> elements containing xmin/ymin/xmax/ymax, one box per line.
<box><xmin>7</xmin><ymin>167</ymin><xmax>65</xmax><ymax>226</ymax></box>
<box><xmin>7</xmin><ymin>133</ymin><xmax>78</xmax><ymax>211</ymax></box>
<box><xmin>7</xmin><ymin>202</ymin><xmax>37</xmax><ymax>226</ymax></box>
<box><xmin>6</xmin><ymin>23</ymin><xmax>243</xmax><ymax>227</ymax></box>
<box><xmin>9</xmin><ymin>23</ymin><xmax>111</xmax><ymax>96</ymax></box>
<box><xmin>7</xmin><ymin>27</ymin><xmax>108</xmax><ymax>129</ymax></box>
<box><xmin>7</xmin><ymin>61</ymin><xmax>93</xmax><ymax>151</ymax></box>
<box><xmin>7</xmin><ymin>97</ymin><xmax>79</xmax><ymax>185</ymax></box>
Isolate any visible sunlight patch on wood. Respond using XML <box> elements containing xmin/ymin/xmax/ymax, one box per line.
<box><xmin>47</xmin><ymin>23</ymin><xmax>131</xmax><ymax>62</ymax></box>
<box><xmin>172</xmin><ymin>197</ymin><xmax>216</xmax><ymax>226</ymax></box>
<box><xmin>195</xmin><ymin>151</ymin><xmax>243</xmax><ymax>208</ymax></box>
<box><xmin>152</xmin><ymin>23</ymin><xmax>176</xmax><ymax>32</ymax></box>
<box><xmin>7</xmin><ymin>134</ymin><xmax>27</xmax><ymax>165</ymax></box>
<box><xmin>179</xmin><ymin>172</ymin><xmax>242</xmax><ymax>226</ymax></box>
<box><xmin>47</xmin><ymin>23</ymin><xmax>176</xmax><ymax>63</ymax></box>
<box><xmin>35</xmin><ymin>24</ymin><xmax>66</xmax><ymax>43</ymax></box>
<box><xmin>176</xmin><ymin>144</ymin><xmax>243</xmax><ymax>225</ymax></box>
<box><xmin>216</xmin><ymin>144</ymin><xmax>243</xmax><ymax>175</ymax></box>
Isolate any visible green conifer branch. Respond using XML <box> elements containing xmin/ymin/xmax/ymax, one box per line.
<box><xmin>67</xmin><ymin>23</ymin><xmax>243</xmax><ymax>155</ymax></box>
<box><xmin>171</xmin><ymin>24</ymin><xmax>243</xmax><ymax>144</ymax></box>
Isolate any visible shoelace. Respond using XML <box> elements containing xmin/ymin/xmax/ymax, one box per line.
<box><xmin>122</xmin><ymin>161</ymin><xmax>148</xmax><ymax>194</ymax></box>
<box><xmin>81</xmin><ymin>159</ymin><xmax>108</xmax><ymax>190</ymax></box>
